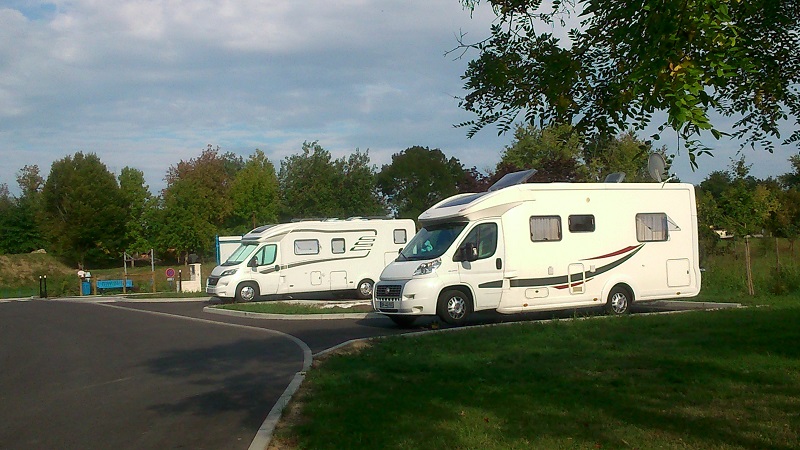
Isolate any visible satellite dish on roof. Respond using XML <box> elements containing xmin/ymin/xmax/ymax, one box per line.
<box><xmin>648</xmin><ymin>153</ymin><xmax>668</xmax><ymax>182</ymax></box>
<box><xmin>487</xmin><ymin>169</ymin><xmax>537</xmax><ymax>192</ymax></box>
<box><xmin>604</xmin><ymin>172</ymin><xmax>626</xmax><ymax>183</ymax></box>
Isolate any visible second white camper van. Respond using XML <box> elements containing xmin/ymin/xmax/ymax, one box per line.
<box><xmin>373</xmin><ymin>171</ymin><xmax>701</xmax><ymax>327</ymax></box>
<box><xmin>207</xmin><ymin>218</ymin><xmax>416</xmax><ymax>303</ymax></box>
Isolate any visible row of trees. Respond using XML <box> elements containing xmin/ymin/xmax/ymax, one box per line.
<box><xmin>1</xmin><ymin>127</ymin><xmax>799</xmax><ymax>268</ymax></box>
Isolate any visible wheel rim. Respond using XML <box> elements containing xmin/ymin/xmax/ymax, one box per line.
<box><xmin>610</xmin><ymin>292</ymin><xmax>628</xmax><ymax>314</ymax></box>
<box><xmin>359</xmin><ymin>281</ymin><xmax>373</xmax><ymax>297</ymax></box>
<box><xmin>240</xmin><ymin>285</ymin><xmax>256</xmax><ymax>302</ymax></box>
<box><xmin>446</xmin><ymin>295</ymin><xmax>467</xmax><ymax>320</ymax></box>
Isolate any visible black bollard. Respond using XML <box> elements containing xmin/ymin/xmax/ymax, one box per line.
<box><xmin>178</xmin><ymin>270</ymin><xmax>182</xmax><ymax>293</ymax></box>
<box><xmin>43</xmin><ymin>275</ymin><xmax>48</xmax><ymax>299</ymax></box>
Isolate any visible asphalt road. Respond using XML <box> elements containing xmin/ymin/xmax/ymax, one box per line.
<box><xmin>0</xmin><ymin>299</ymin><xmax>304</xmax><ymax>450</ymax></box>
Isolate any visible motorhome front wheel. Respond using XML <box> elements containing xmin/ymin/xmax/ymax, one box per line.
<box><xmin>236</xmin><ymin>282</ymin><xmax>260</xmax><ymax>303</ymax></box>
<box><xmin>437</xmin><ymin>289</ymin><xmax>472</xmax><ymax>326</ymax></box>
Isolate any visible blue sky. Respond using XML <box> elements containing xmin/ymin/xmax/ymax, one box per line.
<box><xmin>1</xmin><ymin>1</ymin><xmax>796</xmax><ymax>196</ymax></box>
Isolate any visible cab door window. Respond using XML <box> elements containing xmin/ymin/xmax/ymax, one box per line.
<box><xmin>459</xmin><ymin>223</ymin><xmax>498</xmax><ymax>260</ymax></box>
<box><xmin>254</xmin><ymin>244</ymin><xmax>277</xmax><ymax>266</ymax></box>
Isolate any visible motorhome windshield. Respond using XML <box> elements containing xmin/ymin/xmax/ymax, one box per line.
<box><xmin>399</xmin><ymin>222</ymin><xmax>467</xmax><ymax>261</ymax></box>
<box><xmin>222</xmin><ymin>243</ymin><xmax>259</xmax><ymax>266</ymax></box>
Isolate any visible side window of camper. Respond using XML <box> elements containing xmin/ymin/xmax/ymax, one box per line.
<box><xmin>530</xmin><ymin>216</ymin><xmax>562</xmax><ymax>242</ymax></box>
<box><xmin>636</xmin><ymin>213</ymin><xmax>669</xmax><ymax>242</ymax></box>
<box><xmin>294</xmin><ymin>239</ymin><xmax>320</xmax><ymax>255</ymax></box>
<box><xmin>254</xmin><ymin>245</ymin><xmax>277</xmax><ymax>265</ymax></box>
<box><xmin>331</xmin><ymin>238</ymin><xmax>346</xmax><ymax>254</ymax></box>
<box><xmin>393</xmin><ymin>229</ymin><xmax>408</xmax><ymax>244</ymax></box>
<box><xmin>568</xmin><ymin>215</ymin><xmax>595</xmax><ymax>232</ymax></box>
<box><xmin>460</xmin><ymin>223</ymin><xmax>498</xmax><ymax>259</ymax></box>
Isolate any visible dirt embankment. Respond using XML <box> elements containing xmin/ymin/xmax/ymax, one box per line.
<box><xmin>0</xmin><ymin>253</ymin><xmax>74</xmax><ymax>288</ymax></box>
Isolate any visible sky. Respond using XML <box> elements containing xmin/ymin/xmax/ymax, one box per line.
<box><xmin>1</xmin><ymin>0</ymin><xmax>797</xmax><ymax>197</ymax></box>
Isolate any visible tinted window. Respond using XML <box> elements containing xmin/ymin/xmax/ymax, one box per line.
<box><xmin>459</xmin><ymin>223</ymin><xmax>498</xmax><ymax>260</ymax></box>
<box><xmin>569</xmin><ymin>215</ymin><xmax>595</xmax><ymax>232</ymax></box>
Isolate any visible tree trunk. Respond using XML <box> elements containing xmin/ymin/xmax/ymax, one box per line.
<box><xmin>745</xmin><ymin>237</ymin><xmax>755</xmax><ymax>296</ymax></box>
<box><xmin>775</xmin><ymin>237</ymin><xmax>780</xmax><ymax>271</ymax></box>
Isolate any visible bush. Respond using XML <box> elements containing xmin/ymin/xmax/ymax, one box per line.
<box><xmin>769</xmin><ymin>264</ymin><xmax>800</xmax><ymax>295</ymax></box>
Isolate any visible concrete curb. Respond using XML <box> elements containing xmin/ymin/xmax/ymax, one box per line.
<box><xmin>203</xmin><ymin>305</ymin><xmax>385</xmax><ymax>320</ymax></box>
<box><xmin>642</xmin><ymin>300</ymin><xmax>742</xmax><ymax>310</ymax></box>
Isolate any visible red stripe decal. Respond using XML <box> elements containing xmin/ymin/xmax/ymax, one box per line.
<box><xmin>582</xmin><ymin>245</ymin><xmax>641</xmax><ymax>261</ymax></box>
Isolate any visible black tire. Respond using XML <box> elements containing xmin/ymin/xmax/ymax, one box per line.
<box><xmin>437</xmin><ymin>289</ymin><xmax>472</xmax><ymax>326</ymax></box>
<box><xmin>235</xmin><ymin>282</ymin><xmax>260</xmax><ymax>303</ymax></box>
<box><xmin>605</xmin><ymin>285</ymin><xmax>632</xmax><ymax>315</ymax></box>
<box><xmin>356</xmin><ymin>279</ymin><xmax>374</xmax><ymax>299</ymax></box>
<box><xmin>389</xmin><ymin>315</ymin><xmax>417</xmax><ymax>328</ymax></box>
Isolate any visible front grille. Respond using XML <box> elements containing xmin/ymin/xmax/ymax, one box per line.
<box><xmin>207</xmin><ymin>276</ymin><xmax>219</xmax><ymax>286</ymax></box>
<box><xmin>375</xmin><ymin>284</ymin><xmax>402</xmax><ymax>299</ymax></box>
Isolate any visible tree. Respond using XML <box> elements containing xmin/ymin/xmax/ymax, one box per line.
<box><xmin>229</xmin><ymin>149</ymin><xmax>281</xmax><ymax>233</ymax></box>
<box><xmin>279</xmin><ymin>141</ymin><xmax>344</xmax><ymax>219</ymax></box>
<box><xmin>156</xmin><ymin>178</ymin><xmax>217</xmax><ymax>263</ymax></box>
<box><xmin>164</xmin><ymin>144</ymin><xmax>244</xmax><ymax>226</ymax></box>
<box><xmin>0</xmin><ymin>166</ymin><xmax>46</xmax><ymax>254</ymax></box>
<box><xmin>334</xmin><ymin>149</ymin><xmax>387</xmax><ymax>218</ymax></box>
<box><xmin>458</xmin><ymin>0</ymin><xmax>800</xmax><ymax>166</ymax></box>
<box><xmin>376</xmin><ymin>146</ymin><xmax>468</xmax><ymax>219</ymax></box>
<box><xmin>40</xmin><ymin>153</ymin><xmax>126</xmax><ymax>265</ymax></box>
<box><xmin>498</xmin><ymin>124</ymin><xmax>588</xmax><ymax>182</ymax></box>
<box><xmin>119</xmin><ymin>167</ymin><xmax>155</xmax><ymax>254</ymax></box>
<box><xmin>780</xmin><ymin>154</ymin><xmax>800</xmax><ymax>189</ymax></box>
<box><xmin>699</xmin><ymin>156</ymin><xmax>779</xmax><ymax>294</ymax></box>
<box><xmin>278</xmin><ymin>142</ymin><xmax>386</xmax><ymax>220</ymax></box>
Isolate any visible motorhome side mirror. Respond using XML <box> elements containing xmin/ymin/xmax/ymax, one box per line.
<box><xmin>274</xmin><ymin>264</ymin><xmax>280</xmax><ymax>272</ymax></box>
<box><xmin>459</xmin><ymin>243</ymin><xmax>478</xmax><ymax>262</ymax></box>
<box><xmin>248</xmin><ymin>257</ymin><xmax>258</xmax><ymax>268</ymax></box>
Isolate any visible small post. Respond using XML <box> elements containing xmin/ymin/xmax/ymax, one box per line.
<box><xmin>43</xmin><ymin>275</ymin><xmax>48</xmax><ymax>299</ymax></box>
<box><xmin>39</xmin><ymin>276</ymin><xmax>43</xmax><ymax>298</ymax></box>
<box><xmin>178</xmin><ymin>270</ymin><xmax>182</xmax><ymax>293</ymax></box>
<box><xmin>123</xmin><ymin>274</ymin><xmax>128</xmax><ymax>294</ymax></box>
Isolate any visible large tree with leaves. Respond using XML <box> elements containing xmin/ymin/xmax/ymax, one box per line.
<box><xmin>0</xmin><ymin>166</ymin><xmax>46</xmax><ymax>254</ymax></box>
<box><xmin>119</xmin><ymin>167</ymin><xmax>155</xmax><ymax>254</ymax></box>
<box><xmin>376</xmin><ymin>146</ymin><xmax>469</xmax><ymax>220</ymax></box>
<box><xmin>229</xmin><ymin>149</ymin><xmax>281</xmax><ymax>233</ymax></box>
<box><xmin>458</xmin><ymin>0</ymin><xmax>800</xmax><ymax>166</ymax></box>
<box><xmin>40</xmin><ymin>153</ymin><xmax>126</xmax><ymax>265</ymax></box>
<box><xmin>279</xmin><ymin>142</ymin><xmax>386</xmax><ymax>220</ymax></box>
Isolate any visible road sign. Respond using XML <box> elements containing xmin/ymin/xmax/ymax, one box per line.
<box><xmin>165</xmin><ymin>268</ymin><xmax>175</xmax><ymax>278</ymax></box>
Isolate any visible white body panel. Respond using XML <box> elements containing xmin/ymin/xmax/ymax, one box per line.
<box><xmin>207</xmin><ymin>218</ymin><xmax>415</xmax><ymax>301</ymax></box>
<box><xmin>374</xmin><ymin>183</ymin><xmax>701</xmax><ymax>319</ymax></box>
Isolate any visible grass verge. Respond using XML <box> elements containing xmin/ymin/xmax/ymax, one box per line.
<box><xmin>272</xmin><ymin>298</ymin><xmax>800</xmax><ymax>449</ymax></box>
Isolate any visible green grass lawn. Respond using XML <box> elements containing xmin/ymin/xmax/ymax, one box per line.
<box><xmin>271</xmin><ymin>241</ymin><xmax>800</xmax><ymax>449</ymax></box>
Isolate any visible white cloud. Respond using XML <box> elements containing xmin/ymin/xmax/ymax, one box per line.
<box><xmin>0</xmin><ymin>0</ymin><xmax>796</xmax><ymax>197</ymax></box>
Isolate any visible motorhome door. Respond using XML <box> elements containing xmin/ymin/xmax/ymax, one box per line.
<box><xmin>250</xmin><ymin>244</ymin><xmax>280</xmax><ymax>295</ymax></box>
<box><xmin>456</xmin><ymin>221</ymin><xmax>504</xmax><ymax>309</ymax></box>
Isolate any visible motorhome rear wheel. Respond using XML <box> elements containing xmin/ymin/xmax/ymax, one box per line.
<box><xmin>605</xmin><ymin>285</ymin><xmax>632</xmax><ymax>315</ymax></box>
<box><xmin>357</xmin><ymin>279</ymin><xmax>374</xmax><ymax>299</ymax></box>
<box><xmin>437</xmin><ymin>289</ymin><xmax>472</xmax><ymax>326</ymax></box>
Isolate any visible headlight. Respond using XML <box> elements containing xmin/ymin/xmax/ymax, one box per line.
<box><xmin>413</xmin><ymin>258</ymin><xmax>441</xmax><ymax>276</ymax></box>
<box><xmin>220</xmin><ymin>268</ymin><xmax>238</xmax><ymax>277</ymax></box>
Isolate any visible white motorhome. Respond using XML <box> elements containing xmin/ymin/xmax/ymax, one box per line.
<box><xmin>373</xmin><ymin>171</ymin><xmax>701</xmax><ymax>327</ymax></box>
<box><xmin>207</xmin><ymin>218</ymin><xmax>416</xmax><ymax>303</ymax></box>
